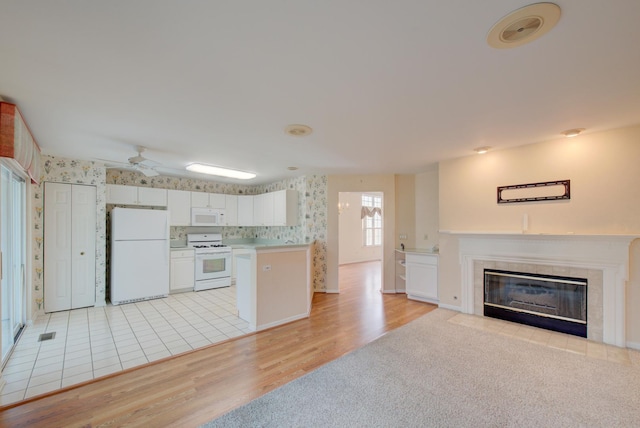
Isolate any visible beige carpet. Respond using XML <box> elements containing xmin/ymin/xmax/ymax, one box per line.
<box><xmin>203</xmin><ymin>309</ymin><xmax>640</xmax><ymax>427</ymax></box>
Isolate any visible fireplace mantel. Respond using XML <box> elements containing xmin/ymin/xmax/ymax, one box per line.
<box><xmin>447</xmin><ymin>231</ymin><xmax>637</xmax><ymax>347</ymax></box>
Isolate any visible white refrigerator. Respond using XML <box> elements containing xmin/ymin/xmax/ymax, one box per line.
<box><xmin>110</xmin><ymin>207</ymin><xmax>170</xmax><ymax>305</ymax></box>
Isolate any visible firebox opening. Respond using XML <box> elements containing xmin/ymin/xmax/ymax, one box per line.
<box><xmin>484</xmin><ymin>269</ymin><xmax>587</xmax><ymax>338</ymax></box>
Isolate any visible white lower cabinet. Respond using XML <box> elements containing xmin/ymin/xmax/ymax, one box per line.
<box><xmin>44</xmin><ymin>182</ymin><xmax>97</xmax><ymax>312</ymax></box>
<box><xmin>405</xmin><ymin>253</ymin><xmax>438</xmax><ymax>303</ymax></box>
<box><xmin>170</xmin><ymin>249</ymin><xmax>195</xmax><ymax>292</ymax></box>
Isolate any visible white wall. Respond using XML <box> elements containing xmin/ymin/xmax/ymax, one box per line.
<box><xmin>338</xmin><ymin>192</ymin><xmax>383</xmax><ymax>265</ymax></box>
<box><xmin>395</xmin><ymin>175</ymin><xmax>415</xmax><ymax>249</ymax></box>
<box><xmin>415</xmin><ymin>166</ymin><xmax>439</xmax><ymax>250</ymax></box>
<box><xmin>439</xmin><ymin>126</ymin><xmax>640</xmax><ymax>235</ymax></box>
<box><xmin>436</xmin><ymin>125</ymin><xmax>640</xmax><ymax>343</ymax></box>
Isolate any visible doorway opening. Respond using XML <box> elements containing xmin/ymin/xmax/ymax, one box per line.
<box><xmin>338</xmin><ymin>191</ymin><xmax>383</xmax><ymax>293</ymax></box>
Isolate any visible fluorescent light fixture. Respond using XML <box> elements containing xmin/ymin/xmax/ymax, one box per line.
<box><xmin>186</xmin><ymin>163</ymin><xmax>256</xmax><ymax>180</ymax></box>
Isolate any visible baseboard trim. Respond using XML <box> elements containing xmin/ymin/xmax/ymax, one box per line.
<box><xmin>626</xmin><ymin>341</ymin><xmax>640</xmax><ymax>350</ymax></box>
<box><xmin>257</xmin><ymin>313</ymin><xmax>308</xmax><ymax>331</ymax></box>
<box><xmin>438</xmin><ymin>303</ymin><xmax>462</xmax><ymax>312</ymax></box>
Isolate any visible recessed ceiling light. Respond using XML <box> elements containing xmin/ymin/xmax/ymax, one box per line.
<box><xmin>562</xmin><ymin>128</ymin><xmax>585</xmax><ymax>138</ymax></box>
<box><xmin>285</xmin><ymin>124</ymin><xmax>312</xmax><ymax>137</ymax></box>
<box><xmin>185</xmin><ymin>163</ymin><xmax>256</xmax><ymax>180</ymax></box>
<box><xmin>487</xmin><ymin>3</ymin><xmax>561</xmax><ymax>49</ymax></box>
<box><xmin>474</xmin><ymin>146</ymin><xmax>492</xmax><ymax>154</ymax></box>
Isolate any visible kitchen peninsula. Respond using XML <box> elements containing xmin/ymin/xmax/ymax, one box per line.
<box><xmin>234</xmin><ymin>243</ymin><xmax>312</xmax><ymax>331</ymax></box>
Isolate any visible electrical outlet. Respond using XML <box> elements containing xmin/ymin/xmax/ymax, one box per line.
<box><xmin>262</xmin><ymin>265</ymin><xmax>271</xmax><ymax>271</ymax></box>
<box><xmin>399</xmin><ymin>234</ymin><xmax>407</xmax><ymax>240</ymax></box>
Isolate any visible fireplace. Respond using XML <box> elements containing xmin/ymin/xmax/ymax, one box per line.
<box><xmin>484</xmin><ymin>269</ymin><xmax>587</xmax><ymax>337</ymax></box>
<box><xmin>453</xmin><ymin>233</ymin><xmax>635</xmax><ymax>347</ymax></box>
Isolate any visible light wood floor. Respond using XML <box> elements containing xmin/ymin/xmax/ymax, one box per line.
<box><xmin>0</xmin><ymin>261</ymin><xmax>436</xmax><ymax>427</ymax></box>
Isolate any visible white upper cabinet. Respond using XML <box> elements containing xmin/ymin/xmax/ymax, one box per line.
<box><xmin>106</xmin><ymin>184</ymin><xmax>167</xmax><ymax>206</ymax></box>
<box><xmin>167</xmin><ymin>189</ymin><xmax>191</xmax><ymax>226</ymax></box>
<box><xmin>191</xmin><ymin>192</ymin><xmax>226</xmax><ymax>209</ymax></box>
<box><xmin>138</xmin><ymin>187</ymin><xmax>168</xmax><ymax>206</ymax></box>
<box><xmin>253</xmin><ymin>192</ymin><xmax>274</xmax><ymax>226</ymax></box>
<box><xmin>237</xmin><ymin>195</ymin><xmax>254</xmax><ymax>226</ymax></box>
<box><xmin>273</xmin><ymin>190</ymin><xmax>299</xmax><ymax>226</ymax></box>
<box><xmin>224</xmin><ymin>194</ymin><xmax>238</xmax><ymax>226</ymax></box>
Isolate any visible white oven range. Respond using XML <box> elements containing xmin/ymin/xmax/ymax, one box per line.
<box><xmin>187</xmin><ymin>233</ymin><xmax>232</xmax><ymax>291</ymax></box>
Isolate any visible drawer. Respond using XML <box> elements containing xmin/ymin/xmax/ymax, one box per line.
<box><xmin>406</xmin><ymin>253</ymin><xmax>438</xmax><ymax>265</ymax></box>
<box><xmin>171</xmin><ymin>249</ymin><xmax>194</xmax><ymax>259</ymax></box>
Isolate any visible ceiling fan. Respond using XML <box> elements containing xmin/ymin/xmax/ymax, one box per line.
<box><xmin>101</xmin><ymin>146</ymin><xmax>161</xmax><ymax>177</ymax></box>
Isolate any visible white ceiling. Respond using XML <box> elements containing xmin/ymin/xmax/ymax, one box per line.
<box><xmin>2</xmin><ymin>1</ymin><xmax>640</xmax><ymax>184</ymax></box>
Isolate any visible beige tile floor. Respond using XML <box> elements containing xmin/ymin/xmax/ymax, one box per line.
<box><xmin>448</xmin><ymin>313</ymin><xmax>633</xmax><ymax>365</ymax></box>
<box><xmin>0</xmin><ymin>286</ymin><xmax>251</xmax><ymax>406</ymax></box>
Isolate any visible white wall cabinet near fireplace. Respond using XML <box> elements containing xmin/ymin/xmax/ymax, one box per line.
<box><xmin>106</xmin><ymin>184</ymin><xmax>167</xmax><ymax>206</ymax></box>
<box><xmin>44</xmin><ymin>182</ymin><xmax>96</xmax><ymax>312</ymax></box>
<box><xmin>405</xmin><ymin>252</ymin><xmax>438</xmax><ymax>304</ymax></box>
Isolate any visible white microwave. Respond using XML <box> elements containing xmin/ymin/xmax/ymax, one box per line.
<box><xmin>191</xmin><ymin>207</ymin><xmax>225</xmax><ymax>226</ymax></box>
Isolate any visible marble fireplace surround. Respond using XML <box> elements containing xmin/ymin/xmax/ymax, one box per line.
<box><xmin>456</xmin><ymin>233</ymin><xmax>636</xmax><ymax>347</ymax></box>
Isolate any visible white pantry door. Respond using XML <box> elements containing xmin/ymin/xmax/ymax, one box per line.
<box><xmin>44</xmin><ymin>183</ymin><xmax>96</xmax><ymax>312</ymax></box>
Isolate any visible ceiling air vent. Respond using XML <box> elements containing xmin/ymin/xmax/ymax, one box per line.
<box><xmin>487</xmin><ymin>3</ymin><xmax>561</xmax><ymax>49</ymax></box>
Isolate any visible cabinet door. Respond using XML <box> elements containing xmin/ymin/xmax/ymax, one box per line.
<box><xmin>106</xmin><ymin>184</ymin><xmax>137</xmax><ymax>205</ymax></box>
<box><xmin>273</xmin><ymin>190</ymin><xmax>298</xmax><ymax>226</ymax></box>
<box><xmin>209</xmin><ymin>193</ymin><xmax>226</xmax><ymax>209</ymax></box>
<box><xmin>170</xmin><ymin>255</ymin><xmax>195</xmax><ymax>291</ymax></box>
<box><xmin>405</xmin><ymin>255</ymin><xmax>438</xmax><ymax>303</ymax></box>
<box><xmin>137</xmin><ymin>187</ymin><xmax>167</xmax><ymax>206</ymax></box>
<box><xmin>253</xmin><ymin>193</ymin><xmax>264</xmax><ymax>225</ymax></box>
<box><xmin>237</xmin><ymin>195</ymin><xmax>254</xmax><ymax>226</ymax></box>
<box><xmin>273</xmin><ymin>190</ymin><xmax>287</xmax><ymax>226</ymax></box>
<box><xmin>224</xmin><ymin>195</ymin><xmax>238</xmax><ymax>226</ymax></box>
<box><xmin>254</xmin><ymin>193</ymin><xmax>274</xmax><ymax>226</ymax></box>
<box><xmin>167</xmin><ymin>190</ymin><xmax>191</xmax><ymax>226</ymax></box>
<box><xmin>191</xmin><ymin>191</ymin><xmax>209</xmax><ymax>208</ymax></box>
